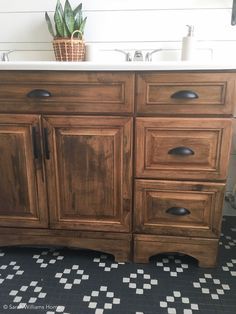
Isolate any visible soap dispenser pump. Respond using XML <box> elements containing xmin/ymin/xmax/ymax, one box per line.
<box><xmin>181</xmin><ymin>25</ymin><xmax>196</xmax><ymax>61</ymax></box>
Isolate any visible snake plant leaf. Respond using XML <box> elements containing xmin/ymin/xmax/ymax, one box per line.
<box><xmin>54</xmin><ymin>1</ymin><xmax>64</xmax><ymax>37</ymax></box>
<box><xmin>57</xmin><ymin>0</ymin><xmax>64</xmax><ymax>18</ymax></box>
<box><xmin>63</xmin><ymin>23</ymin><xmax>70</xmax><ymax>38</ymax></box>
<box><xmin>74</xmin><ymin>8</ymin><xmax>82</xmax><ymax>26</ymax></box>
<box><xmin>73</xmin><ymin>3</ymin><xmax>82</xmax><ymax>17</ymax></box>
<box><xmin>45</xmin><ymin>12</ymin><xmax>56</xmax><ymax>37</ymax></box>
<box><xmin>73</xmin><ymin>2</ymin><xmax>83</xmax><ymax>36</ymax></box>
<box><xmin>57</xmin><ymin>0</ymin><xmax>69</xmax><ymax>37</ymax></box>
<box><xmin>64</xmin><ymin>0</ymin><xmax>74</xmax><ymax>35</ymax></box>
<box><xmin>74</xmin><ymin>10</ymin><xmax>82</xmax><ymax>32</ymax></box>
<box><xmin>74</xmin><ymin>17</ymin><xmax>80</xmax><ymax>33</ymax></box>
<box><xmin>54</xmin><ymin>12</ymin><xmax>64</xmax><ymax>37</ymax></box>
<box><xmin>79</xmin><ymin>17</ymin><xmax>87</xmax><ymax>35</ymax></box>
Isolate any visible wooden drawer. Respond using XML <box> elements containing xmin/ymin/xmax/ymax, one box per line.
<box><xmin>0</xmin><ymin>71</ymin><xmax>134</xmax><ymax>114</ymax></box>
<box><xmin>136</xmin><ymin>117</ymin><xmax>232</xmax><ymax>181</ymax></box>
<box><xmin>136</xmin><ymin>72</ymin><xmax>235</xmax><ymax>115</ymax></box>
<box><xmin>134</xmin><ymin>180</ymin><xmax>225</xmax><ymax>237</ymax></box>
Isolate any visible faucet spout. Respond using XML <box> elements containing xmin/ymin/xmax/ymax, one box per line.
<box><xmin>1</xmin><ymin>50</ymin><xmax>14</xmax><ymax>61</ymax></box>
<box><xmin>114</xmin><ymin>49</ymin><xmax>132</xmax><ymax>62</ymax></box>
<box><xmin>145</xmin><ymin>49</ymin><xmax>162</xmax><ymax>62</ymax></box>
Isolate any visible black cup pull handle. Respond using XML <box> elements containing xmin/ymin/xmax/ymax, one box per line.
<box><xmin>171</xmin><ymin>90</ymin><xmax>199</xmax><ymax>99</ymax></box>
<box><xmin>166</xmin><ymin>207</ymin><xmax>190</xmax><ymax>216</ymax></box>
<box><xmin>27</xmin><ymin>89</ymin><xmax>52</xmax><ymax>98</ymax></box>
<box><xmin>168</xmin><ymin>146</ymin><xmax>194</xmax><ymax>156</ymax></box>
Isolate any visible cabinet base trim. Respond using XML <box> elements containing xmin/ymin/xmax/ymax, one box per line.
<box><xmin>0</xmin><ymin>229</ymin><xmax>132</xmax><ymax>263</ymax></box>
<box><xmin>134</xmin><ymin>234</ymin><xmax>218</xmax><ymax>268</ymax></box>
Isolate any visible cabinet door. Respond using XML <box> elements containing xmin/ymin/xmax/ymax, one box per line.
<box><xmin>0</xmin><ymin>115</ymin><xmax>48</xmax><ymax>228</ymax></box>
<box><xmin>43</xmin><ymin>116</ymin><xmax>132</xmax><ymax>232</ymax></box>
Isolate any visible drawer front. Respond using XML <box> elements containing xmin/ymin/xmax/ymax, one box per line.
<box><xmin>0</xmin><ymin>71</ymin><xmax>134</xmax><ymax>114</ymax></box>
<box><xmin>134</xmin><ymin>180</ymin><xmax>225</xmax><ymax>237</ymax></box>
<box><xmin>136</xmin><ymin>72</ymin><xmax>235</xmax><ymax>115</ymax></box>
<box><xmin>136</xmin><ymin>117</ymin><xmax>232</xmax><ymax>180</ymax></box>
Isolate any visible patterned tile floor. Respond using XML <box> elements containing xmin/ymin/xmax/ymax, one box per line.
<box><xmin>0</xmin><ymin>216</ymin><xmax>235</xmax><ymax>314</ymax></box>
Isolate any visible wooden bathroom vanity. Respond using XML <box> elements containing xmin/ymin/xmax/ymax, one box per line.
<box><xmin>0</xmin><ymin>67</ymin><xmax>234</xmax><ymax>267</ymax></box>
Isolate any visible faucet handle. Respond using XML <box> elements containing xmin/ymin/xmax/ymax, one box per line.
<box><xmin>145</xmin><ymin>49</ymin><xmax>162</xmax><ymax>62</ymax></box>
<box><xmin>114</xmin><ymin>49</ymin><xmax>132</xmax><ymax>62</ymax></box>
<box><xmin>1</xmin><ymin>50</ymin><xmax>14</xmax><ymax>61</ymax></box>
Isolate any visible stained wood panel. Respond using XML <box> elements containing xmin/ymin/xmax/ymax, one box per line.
<box><xmin>0</xmin><ymin>69</ymin><xmax>233</xmax><ymax>266</ymax></box>
<box><xmin>0</xmin><ymin>71</ymin><xmax>134</xmax><ymax>114</ymax></box>
<box><xmin>134</xmin><ymin>234</ymin><xmax>219</xmax><ymax>267</ymax></box>
<box><xmin>136</xmin><ymin>117</ymin><xmax>232</xmax><ymax>180</ymax></box>
<box><xmin>136</xmin><ymin>72</ymin><xmax>235</xmax><ymax>115</ymax></box>
<box><xmin>134</xmin><ymin>180</ymin><xmax>225</xmax><ymax>237</ymax></box>
<box><xmin>0</xmin><ymin>114</ymin><xmax>48</xmax><ymax>228</ymax></box>
<box><xmin>43</xmin><ymin>115</ymin><xmax>132</xmax><ymax>232</ymax></box>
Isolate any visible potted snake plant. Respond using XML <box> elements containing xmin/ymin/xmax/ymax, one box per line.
<box><xmin>45</xmin><ymin>0</ymin><xmax>87</xmax><ymax>61</ymax></box>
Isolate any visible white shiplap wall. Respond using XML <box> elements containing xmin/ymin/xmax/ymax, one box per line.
<box><xmin>0</xmin><ymin>0</ymin><xmax>236</xmax><ymax>191</ymax></box>
<box><xmin>0</xmin><ymin>0</ymin><xmax>236</xmax><ymax>61</ymax></box>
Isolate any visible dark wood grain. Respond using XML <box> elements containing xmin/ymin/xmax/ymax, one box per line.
<box><xmin>0</xmin><ymin>71</ymin><xmax>134</xmax><ymax>114</ymax></box>
<box><xmin>134</xmin><ymin>179</ymin><xmax>225</xmax><ymax>237</ymax></box>
<box><xmin>0</xmin><ymin>114</ymin><xmax>48</xmax><ymax>228</ymax></box>
<box><xmin>43</xmin><ymin>115</ymin><xmax>133</xmax><ymax>232</ymax></box>
<box><xmin>134</xmin><ymin>234</ymin><xmax>219</xmax><ymax>267</ymax></box>
<box><xmin>0</xmin><ymin>228</ymin><xmax>132</xmax><ymax>262</ymax></box>
<box><xmin>0</xmin><ymin>70</ymin><xmax>233</xmax><ymax>266</ymax></box>
<box><xmin>136</xmin><ymin>117</ymin><xmax>232</xmax><ymax>180</ymax></box>
<box><xmin>136</xmin><ymin>72</ymin><xmax>235</xmax><ymax>115</ymax></box>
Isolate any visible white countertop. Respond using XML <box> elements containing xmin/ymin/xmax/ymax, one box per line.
<box><xmin>0</xmin><ymin>61</ymin><xmax>236</xmax><ymax>71</ymax></box>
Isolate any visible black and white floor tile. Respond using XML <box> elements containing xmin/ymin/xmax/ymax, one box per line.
<box><xmin>0</xmin><ymin>216</ymin><xmax>236</xmax><ymax>314</ymax></box>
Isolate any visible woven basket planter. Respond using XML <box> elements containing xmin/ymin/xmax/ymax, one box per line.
<box><xmin>53</xmin><ymin>30</ymin><xmax>85</xmax><ymax>62</ymax></box>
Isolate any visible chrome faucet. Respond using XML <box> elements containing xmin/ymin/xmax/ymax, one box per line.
<box><xmin>133</xmin><ymin>50</ymin><xmax>143</xmax><ymax>61</ymax></box>
<box><xmin>1</xmin><ymin>50</ymin><xmax>14</xmax><ymax>61</ymax></box>
<box><xmin>145</xmin><ymin>49</ymin><xmax>162</xmax><ymax>62</ymax></box>
<box><xmin>114</xmin><ymin>49</ymin><xmax>132</xmax><ymax>62</ymax></box>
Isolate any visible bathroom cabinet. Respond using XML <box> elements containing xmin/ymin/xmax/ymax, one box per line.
<box><xmin>134</xmin><ymin>71</ymin><xmax>233</xmax><ymax>267</ymax></box>
<box><xmin>0</xmin><ymin>71</ymin><xmax>134</xmax><ymax>261</ymax></box>
<box><xmin>0</xmin><ymin>70</ymin><xmax>233</xmax><ymax>267</ymax></box>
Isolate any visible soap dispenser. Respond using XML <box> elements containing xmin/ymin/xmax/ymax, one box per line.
<box><xmin>181</xmin><ymin>25</ymin><xmax>196</xmax><ymax>61</ymax></box>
